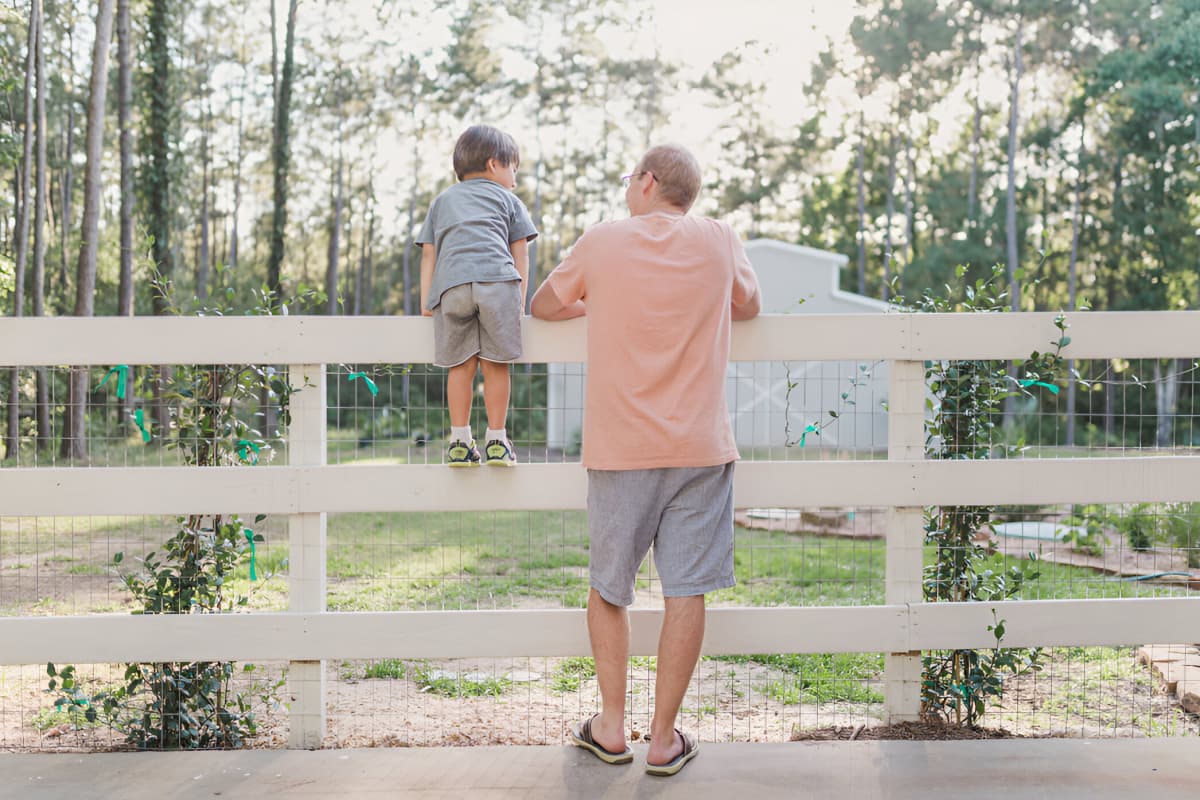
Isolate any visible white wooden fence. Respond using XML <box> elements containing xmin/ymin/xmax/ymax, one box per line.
<box><xmin>2</xmin><ymin>312</ymin><xmax>1199</xmax><ymax>748</ymax></box>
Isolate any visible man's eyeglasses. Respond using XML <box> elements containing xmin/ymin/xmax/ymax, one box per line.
<box><xmin>621</xmin><ymin>171</ymin><xmax>655</xmax><ymax>188</ymax></box>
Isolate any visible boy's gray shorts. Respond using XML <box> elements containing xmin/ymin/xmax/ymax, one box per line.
<box><xmin>586</xmin><ymin>462</ymin><xmax>736</xmax><ymax>607</ymax></box>
<box><xmin>433</xmin><ymin>280</ymin><xmax>523</xmax><ymax>368</ymax></box>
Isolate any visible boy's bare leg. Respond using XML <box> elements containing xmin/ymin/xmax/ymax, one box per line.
<box><xmin>446</xmin><ymin>356</ymin><xmax>479</xmax><ymax>429</ymax></box>
<box><xmin>646</xmin><ymin>594</ymin><xmax>705</xmax><ymax>765</ymax></box>
<box><xmin>586</xmin><ymin>588</ymin><xmax>630</xmax><ymax>754</ymax></box>
<box><xmin>479</xmin><ymin>358</ymin><xmax>511</xmax><ymax>431</ymax></box>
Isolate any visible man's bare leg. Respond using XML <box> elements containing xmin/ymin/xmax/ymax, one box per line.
<box><xmin>647</xmin><ymin>594</ymin><xmax>705</xmax><ymax>765</ymax></box>
<box><xmin>586</xmin><ymin>587</ymin><xmax>629</xmax><ymax>754</ymax></box>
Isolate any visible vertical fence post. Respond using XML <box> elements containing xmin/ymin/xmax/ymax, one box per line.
<box><xmin>884</xmin><ymin>359</ymin><xmax>925</xmax><ymax>722</ymax></box>
<box><xmin>288</xmin><ymin>364</ymin><xmax>327</xmax><ymax>748</ymax></box>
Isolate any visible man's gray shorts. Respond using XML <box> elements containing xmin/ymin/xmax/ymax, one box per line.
<box><xmin>587</xmin><ymin>462</ymin><xmax>736</xmax><ymax>607</ymax></box>
<box><xmin>433</xmin><ymin>280</ymin><xmax>523</xmax><ymax>368</ymax></box>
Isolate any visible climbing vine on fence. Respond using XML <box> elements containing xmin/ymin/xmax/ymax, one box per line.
<box><xmin>904</xmin><ymin>264</ymin><xmax>1070</xmax><ymax>725</ymax></box>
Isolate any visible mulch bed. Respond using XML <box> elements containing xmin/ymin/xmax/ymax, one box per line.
<box><xmin>790</xmin><ymin>722</ymin><xmax>1048</xmax><ymax>741</ymax></box>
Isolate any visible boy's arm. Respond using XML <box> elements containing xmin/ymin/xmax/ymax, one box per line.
<box><xmin>510</xmin><ymin>238</ymin><xmax>530</xmax><ymax>309</ymax></box>
<box><xmin>419</xmin><ymin>244</ymin><xmax>436</xmax><ymax>317</ymax></box>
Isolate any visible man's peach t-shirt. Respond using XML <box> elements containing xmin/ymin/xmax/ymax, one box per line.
<box><xmin>544</xmin><ymin>210</ymin><xmax>760</xmax><ymax>470</ymax></box>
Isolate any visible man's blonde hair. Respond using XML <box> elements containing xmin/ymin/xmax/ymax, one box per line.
<box><xmin>638</xmin><ymin>144</ymin><xmax>701</xmax><ymax>211</ymax></box>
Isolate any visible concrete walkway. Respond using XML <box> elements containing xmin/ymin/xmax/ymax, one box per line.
<box><xmin>2</xmin><ymin>739</ymin><xmax>1197</xmax><ymax>800</ymax></box>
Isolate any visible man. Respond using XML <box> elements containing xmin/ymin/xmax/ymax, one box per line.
<box><xmin>531</xmin><ymin>144</ymin><xmax>761</xmax><ymax>776</ymax></box>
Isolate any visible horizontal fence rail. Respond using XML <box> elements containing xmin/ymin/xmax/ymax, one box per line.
<box><xmin>3</xmin><ymin>598</ymin><xmax>1198</xmax><ymax>666</ymax></box>
<box><xmin>4</xmin><ymin>311</ymin><xmax>1200</xmax><ymax>365</ymax></box>
<box><xmin>7</xmin><ymin>458</ymin><xmax>1200</xmax><ymax>516</ymax></box>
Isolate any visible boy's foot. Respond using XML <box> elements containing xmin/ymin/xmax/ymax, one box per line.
<box><xmin>484</xmin><ymin>438</ymin><xmax>517</xmax><ymax>467</ymax></box>
<box><xmin>446</xmin><ymin>439</ymin><xmax>481</xmax><ymax>467</ymax></box>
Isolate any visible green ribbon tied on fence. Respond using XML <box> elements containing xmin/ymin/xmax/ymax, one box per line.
<box><xmin>97</xmin><ymin>365</ymin><xmax>130</xmax><ymax>399</ymax></box>
<box><xmin>347</xmin><ymin>372</ymin><xmax>379</xmax><ymax>397</ymax></box>
<box><xmin>131</xmin><ymin>408</ymin><xmax>151</xmax><ymax>443</ymax></box>
<box><xmin>243</xmin><ymin>528</ymin><xmax>258</xmax><ymax>582</ymax></box>
<box><xmin>798</xmin><ymin>423</ymin><xmax>818</xmax><ymax>448</ymax></box>
<box><xmin>1019</xmin><ymin>379</ymin><xmax>1060</xmax><ymax>395</ymax></box>
<box><xmin>236</xmin><ymin>439</ymin><xmax>261</xmax><ymax>464</ymax></box>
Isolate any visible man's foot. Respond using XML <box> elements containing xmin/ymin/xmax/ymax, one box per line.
<box><xmin>569</xmin><ymin>714</ymin><xmax>633</xmax><ymax>764</ymax></box>
<box><xmin>645</xmin><ymin>728</ymin><xmax>698</xmax><ymax>777</ymax></box>
<box><xmin>484</xmin><ymin>438</ymin><xmax>517</xmax><ymax>467</ymax></box>
<box><xmin>446</xmin><ymin>439</ymin><xmax>481</xmax><ymax>467</ymax></box>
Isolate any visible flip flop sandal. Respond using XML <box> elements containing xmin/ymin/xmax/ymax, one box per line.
<box><xmin>569</xmin><ymin>714</ymin><xmax>634</xmax><ymax>765</ymax></box>
<box><xmin>645</xmin><ymin>728</ymin><xmax>699</xmax><ymax>777</ymax></box>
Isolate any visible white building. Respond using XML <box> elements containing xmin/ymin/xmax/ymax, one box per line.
<box><xmin>545</xmin><ymin>239</ymin><xmax>892</xmax><ymax>455</ymax></box>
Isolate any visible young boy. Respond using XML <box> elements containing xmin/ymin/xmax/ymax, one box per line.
<box><xmin>417</xmin><ymin>125</ymin><xmax>538</xmax><ymax>467</ymax></box>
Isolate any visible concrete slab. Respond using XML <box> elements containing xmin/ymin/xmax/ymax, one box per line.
<box><xmin>2</xmin><ymin>739</ymin><xmax>1198</xmax><ymax>800</ymax></box>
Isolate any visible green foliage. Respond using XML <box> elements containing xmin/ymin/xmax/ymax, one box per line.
<box><xmin>409</xmin><ymin>662</ymin><xmax>509</xmax><ymax>698</ymax></box>
<box><xmin>1056</xmin><ymin>506</ymin><xmax>1107</xmax><ymax>557</ymax></box>
<box><xmin>361</xmin><ymin>659</ymin><xmax>408</xmax><ymax>680</ymax></box>
<box><xmin>43</xmin><ymin>283</ymin><xmax>306</xmax><ymax>749</ymax></box>
<box><xmin>711</xmin><ymin>653</ymin><xmax>884</xmax><ymax>704</ymax></box>
<box><xmin>551</xmin><ymin>656</ymin><xmax>596</xmax><ymax>692</ymax></box>
<box><xmin>898</xmin><ymin>264</ymin><xmax>1061</xmax><ymax>725</ymax></box>
<box><xmin>1069</xmin><ymin>501</ymin><xmax>1200</xmax><ymax>565</ymax></box>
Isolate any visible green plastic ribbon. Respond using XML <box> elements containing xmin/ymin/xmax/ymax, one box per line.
<box><xmin>131</xmin><ymin>408</ymin><xmax>151</xmax><ymax>442</ymax></box>
<box><xmin>798</xmin><ymin>423</ymin><xmax>818</xmax><ymax>448</ymax></box>
<box><xmin>1020</xmin><ymin>379</ymin><xmax>1060</xmax><ymax>395</ymax></box>
<box><xmin>348</xmin><ymin>372</ymin><xmax>379</xmax><ymax>397</ymax></box>
<box><xmin>97</xmin><ymin>365</ymin><xmax>130</xmax><ymax>399</ymax></box>
<box><xmin>236</xmin><ymin>439</ymin><xmax>261</xmax><ymax>464</ymax></box>
<box><xmin>243</xmin><ymin>528</ymin><xmax>258</xmax><ymax>581</ymax></box>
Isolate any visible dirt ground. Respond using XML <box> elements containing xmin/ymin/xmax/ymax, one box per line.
<box><xmin>5</xmin><ymin>643</ymin><xmax>1198</xmax><ymax>753</ymax></box>
<box><xmin>4</xmin><ymin>509</ymin><xmax>1197</xmax><ymax>752</ymax></box>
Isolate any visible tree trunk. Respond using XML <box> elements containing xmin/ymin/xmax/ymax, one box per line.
<box><xmin>33</xmin><ymin>0</ymin><xmax>50</xmax><ymax>452</ymax></box>
<box><xmin>230</xmin><ymin>61</ymin><xmax>248</xmax><ymax>272</ymax></box>
<box><xmin>1154</xmin><ymin>360</ymin><xmax>1181</xmax><ymax>449</ymax></box>
<box><xmin>115</xmin><ymin>0</ymin><xmax>134</xmax><ymax>436</ymax></box>
<box><xmin>882</xmin><ymin>133</ymin><xmax>895</xmax><ymax>302</ymax></box>
<box><xmin>1103</xmin><ymin>152</ymin><xmax>1124</xmax><ymax>441</ymax></box>
<box><xmin>1002</xmin><ymin>18</ymin><xmax>1024</xmax><ymax>427</ymax></box>
<box><xmin>325</xmin><ymin>140</ymin><xmax>343</xmax><ymax>315</ymax></box>
<box><xmin>354</xmin><ymin>194</ymin><xmax>370</xmax><ymax>316</ymax></box>
<box><xmin>967</xmin><ymin>38</ymin><xmax>982</xmax><ymax>229</ymax></box>
<box><xmin>856</xmin><ymin>108</ymin><xmax>866</xmax><ymax>296</ymax></box>
<box><xmin>197</xmin><ymin>99</ymin><xmax>211</xmax><ymax>302</ymax></box>
<box><xmin>903</xmin><ymin>129</ymin><xmax>915</xmax><ymax>293</ymax></box>
<box><xmin>1005</xmin><ymin>18</ymin><xmax>1023</xmax><ymax>313</ymax></box>
<box><xmin>6</xmin><ymin>4</ymin><xmax>38</xmax><ymax>461</ymax></box>
<box><xmin>117</xmin><ymin>0</ymin><xmax>134</xmax><ymax>317</ymax></box>
<box><xmin>62</xmin><ymin>0</ymin><xmax>115</xmax><ymax>463</ymax></box>
<box><xmin>145</xmin><ymin>0</ymin><xmax>174</xmax><ymax>444</ymax></box>
<box><xmin>267</xmin><ymin>0</ymin><xmax>299</xmax><ymax>307</ymax></box>
<box><xmin>1065</xmin><ymin>123</ymin><xmax>1084</xmax><ymax>447</ymax></box>
<box><xmin>58</xmin><ymin>29</ymin><xmax>76</xmax><ymax>304</ymax></box>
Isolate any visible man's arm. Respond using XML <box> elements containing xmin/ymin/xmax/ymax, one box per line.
<box><xmin>531</xmin><ymin>280</ymin><xmax>585</xmax><ymax>321</ymax></box>
<box><xmin>418</xmin><ymin>244</ymin><xmax>436</xmax><ymax>317</ymax></box>
<box><xmin>731</xmin><ymin>284</ymin><xmax>761</xmax><ymax>321</ymax></box>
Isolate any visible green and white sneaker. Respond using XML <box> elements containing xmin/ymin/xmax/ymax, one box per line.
<box><xmin>484</xmin><ymin>438</ymin><xmax>517</xmax><ymax>467</ymax></box>
<box><xmin>447</xmin><ymin>439</ymin><xmax>482</xmax><ymax>467</ymax></box>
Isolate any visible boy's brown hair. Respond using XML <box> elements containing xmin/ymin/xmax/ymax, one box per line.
<box><xmin>453</xmin><ymin>125</ymin><xmax>520</xmax><ymax>180</ymax></box>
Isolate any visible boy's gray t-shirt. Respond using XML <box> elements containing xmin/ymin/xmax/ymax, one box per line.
<box><xmin>416</xmin><ymin>178</ymin><xmax>538</xmax><ymax>310</ymax></box>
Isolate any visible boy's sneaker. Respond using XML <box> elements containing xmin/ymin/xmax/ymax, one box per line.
<box><xmin>484</xmin><ymin>438</ymin><xmax>517</xmax><ymax>467</ymax></box>
<box><xmin>446</xmin><ymin>439</ymin><xmax>482</xmax><ymax>467</ymax></box>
